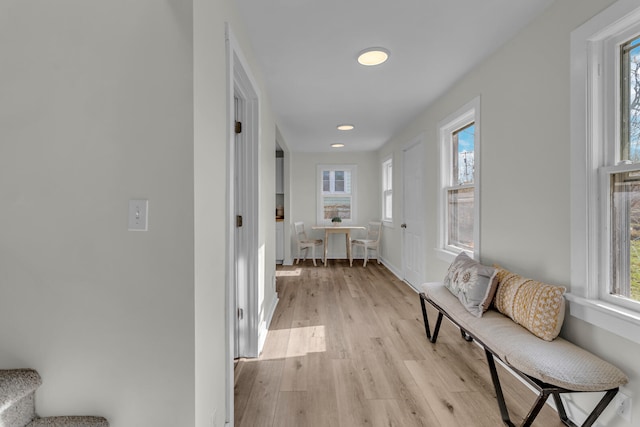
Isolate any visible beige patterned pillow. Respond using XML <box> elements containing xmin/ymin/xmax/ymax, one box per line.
<box><xmin>494</xmin><ymin>267</ymin><xmax>566</xmax><ymax>341</ymax></box>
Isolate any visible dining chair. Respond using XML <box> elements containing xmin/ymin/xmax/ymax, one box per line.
<box><xmin>294</xmin><ymin>221</ymin><xmax>323</xmax><ymax>266</ymax></box>
<box><xmin>350</xmin><ymin>221</ymin><xmax>382</xmax><ymax>267</ymax></box>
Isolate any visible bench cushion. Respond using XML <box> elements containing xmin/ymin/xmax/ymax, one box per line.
<box><xmin>422</xmin><ymin>282</ymin><xmax>628</xmax><ymax>392</ymax></box>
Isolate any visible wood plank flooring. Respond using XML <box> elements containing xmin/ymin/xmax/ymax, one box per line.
<box><xmin>234</xmin><ymin>261</ymin><xmax>565</xmax><ymax>426</ymax></box>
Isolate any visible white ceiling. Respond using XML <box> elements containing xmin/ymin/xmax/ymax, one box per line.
<box><xmin>235</xmin><ymin>0</ymin><xmax>555</xmax><ymax>152</ymax></box>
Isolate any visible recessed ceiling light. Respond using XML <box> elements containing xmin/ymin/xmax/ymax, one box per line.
<box><xmin>357</xmin><ymin>47</ymin><xmax>390</xmax><ymax>66</ymax></box>
<box><xmin>331</xmin><ymin>143</ymin><xmax>345</xmax><ymax>148</ymax></box>
<box><xmin>337</xmin><ymin>124</ymin><xmax>354</xmax><ymax>131</ymax></box>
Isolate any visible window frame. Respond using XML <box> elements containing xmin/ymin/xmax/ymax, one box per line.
<box><xmin>569</xmin><ymin>0</ymin><xmax>640</xmax><ymax>345</ymax></box>
<box><xmin>316</xmin><ymin>164</ymin><xmax>357</xmax><ymax>225</ymax></box>
<box><xmin>437</xmin><ymin>97</ymin><xmax>481</xmax><ymax>263</ymax></box>
<box><xmin>382</xmin><ymin>156</ymin><xmax>393</xmax><ymax>223</ymax></box>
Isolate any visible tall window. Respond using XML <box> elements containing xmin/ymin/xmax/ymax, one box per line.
<box><xmin>317</xmin><ymin>165</ymin><xmax>357</xmax><ymax>224</ymax></box>
<box><xmin>570</xmin><ymin>2</ymin><xmax>640</xmax><ymax>343</ymax></box>
<box><xmin>438</xmin><ymin>97</ymin><xmax>480</xmax><ymax>259</ymax></box>
<box><xmin>605</xmin><ymin>33</ymin><xmax>640</xmax><ymax>306</ymax></box>
<box><xmin>382</xmin><ymin>157</ymin><xmax>393</xmax><ymax>222</ymax></box>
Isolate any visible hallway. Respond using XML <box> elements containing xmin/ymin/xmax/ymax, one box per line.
<box><xmin>234</xmin><ymin>261</ymin><xmax>564</xmax><ymax>426</ymax></box>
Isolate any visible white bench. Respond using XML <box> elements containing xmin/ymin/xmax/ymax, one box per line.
<box><xmin>419</xmin><ymin>271</ymin><xmax>628</xmax><ymax>427</ymax></box>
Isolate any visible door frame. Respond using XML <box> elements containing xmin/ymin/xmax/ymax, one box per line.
<box><xmin>225</xmin><ymin>24</ymin><xmax>260</xmax><ymax>425</ymax></box>
<box><xmin>402</xmin><ymin>135</ymin><xmax>426</xmax><ymax>287</ymax></box>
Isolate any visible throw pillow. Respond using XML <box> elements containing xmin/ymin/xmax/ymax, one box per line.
<box><xmin>443</xmin><ymin>252</ymin><xmax>498</xmax><ymax>317</ymax></box>
<box><xmin>493</xmin><ymin>267</ymin><xmax>566</xmax><ymax>341</ymax></box>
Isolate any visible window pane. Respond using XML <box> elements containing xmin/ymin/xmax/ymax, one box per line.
<box><xmin>383</xmin><ymin>161</ymin><xmax>392</xmax><ymax>191</ymax></box>
<box><xmin>448</xmin><ymin>187</ymin><xmax>474</xmax><ymax>251</ymax></box>
<box><xmin>335</xmin><ymin>171</ymin><xmax>345</xmax><ymax>192</ymax></box>
<box><xmin>323</xmin><ymin>196</ymin><xmax>351</xmax><ymax>220</ymax></box>
<box><xmin>611</xmin><ymin>171</ymin><xmax>640</xmax><ymax>302</ymax></box>
<box><xmin>453</xmin><ymin>123</ymin><xmax>475</xmax><ymax>185</ymax></box>
<box><xmin>384</xmin><ymin>192</ymin><xmax>392</xmax><ymax>219</ymax></box>
<box><xmin>323</xmin><ymin>171</ymin><xmax>331</xmax><ymax>192</ymax></box>
<box><xmin>621</xmin><ymin>36</ymin><xmax>640</xmax><ymax>163</ymax></box>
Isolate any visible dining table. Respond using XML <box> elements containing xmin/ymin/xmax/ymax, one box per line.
<box><xmin>312</xmin><ymin>224</ymin><xmax>366</xmax><ymax>267</ymax></box>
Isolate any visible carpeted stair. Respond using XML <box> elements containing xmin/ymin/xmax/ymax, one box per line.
<box><xmin>0</xmin><ymin>369</ymin><xmax>108</xmax><ymax>427</ymax></box>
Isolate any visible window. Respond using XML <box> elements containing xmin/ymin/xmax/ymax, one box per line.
<box><xmin>596</xmin><ymin>29</ymin><xmax>640</xmax><ymax>308</ymax></box>
<box><xmin>438</xmin><ymin>97</ymin><xmax>480</xmax><ymax>260</ymax></box>
<box><xmin>570</xmin><ymin>0</ymin><xmax>640</xmax><ymax>343</ymax></box>
<box><xmin>382</xmin><ymin>157</ymin><xmax>393</xmax><ymax>222</ymax></box>
<box><xmin>317</xmin><ymin>165</ymin><xmax>357</xmax><ymax>224</ymax></box>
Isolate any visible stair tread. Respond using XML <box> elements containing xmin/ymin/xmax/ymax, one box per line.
<box><xmin>27</xmin><ymin>416</ymin><xmax>109</xmax><ymax>427</ymax></box>
<box><xmin>0</xmin><ymin>369</ymin><xmax>42</xmax><ymax>406</ymax></box>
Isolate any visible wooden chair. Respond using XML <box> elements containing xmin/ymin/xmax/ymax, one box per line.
<box><xmin>351</xmin><ymin>221</ymin><xmax>382</xmax><ymax>267</ymax></box>
<box><xmin>294</xmin><ymin>222</ymin><xmax>323</xmax><ymax>266</ymax></box>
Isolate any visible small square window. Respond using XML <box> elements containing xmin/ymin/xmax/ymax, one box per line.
<box><xmin>317</xmin><ymin>165</ymin><xmax>357</xmax><ymax>224</ymax></box>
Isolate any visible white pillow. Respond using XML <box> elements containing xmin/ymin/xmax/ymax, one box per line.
<box><xmin>443</xmin><ymin>252</ymin><xmax>498</xmax><ymax>317</ymax></box>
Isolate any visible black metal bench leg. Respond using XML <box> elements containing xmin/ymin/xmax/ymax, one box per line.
<box><xmin>552</xmin><ymin>388</ymin><xmax>618</xmax><ymax>427</ymax></box>
<box><xmin>581</xmin><ymin>389</ymin><xmax>618</xmax><ymax>427</ymax></box>
<box><xmin>419</xmin><ymin>293</ymin><xmax>431</xmax><ymax>340</ymax></box>
<box><xmin>551</xmin><ymin>392</ymin><xmax>581</xmax><ymax>427</ymax></box>
<box><xmin>419</xmin><ymin>293</ymin><xmax>443</xmax><ymax>343</ymax></box>
<box><xmin>485</xmin><ymin>349</ymin><xmax>515</xmax><ymax>427</ymax></box>
<box><xmin>520</xmin><ymin>391</ymin><xmax>552</xmax><ymax>427</ymax></box>
<box><xmin>431</xmin><ymin>312</ymin><xmax>443</xmax><ymax>343</ymax></box>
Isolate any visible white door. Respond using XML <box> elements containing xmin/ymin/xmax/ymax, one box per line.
<box><xmin>402</xmin><ymin>140</ymin><xmax>425</xmax><ymax>287</ymax></box>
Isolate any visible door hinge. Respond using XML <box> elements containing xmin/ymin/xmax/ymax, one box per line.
<box><xmin>237</xmin><ymin>308</ymin><xmax>244</xmax><ymax>320</ymax></box>
<box><xmin>235</xmin><ymin>121</ymin><xmax>242</xmax><ymax>134</ymax></box>
<box><xmin>236</xmin><ymin>215</ymin><xmax>243</xmax><ymax>228</ymax></box>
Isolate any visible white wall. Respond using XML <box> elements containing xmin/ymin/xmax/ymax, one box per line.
<box><xmin>378</xmin><ymin>0</ymin><xmax>640</xmax><ymax>425</ymax></box>
<box><xmin>0</xmin><ymin>1</ymin><xmax>278</xmax><ymax>426</ymax></box>
<box><xmin>289</xmin><ymin>151</ymin><xmax>379</xmax><ymax>260</ymax></box>
<box><xmin>0</xmin><ymin>1</ymin><xmax>194</xmax><ymax>426</ymax></box>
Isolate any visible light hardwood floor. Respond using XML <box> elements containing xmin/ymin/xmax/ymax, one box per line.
<box><xmin>234</xmin><ymin>261</ymin><xmax>565</xmax><ymax>426</ymax></box>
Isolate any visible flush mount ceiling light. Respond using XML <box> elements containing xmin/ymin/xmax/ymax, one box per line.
<box><xmin>331</xmin><ymin>143</ymin><xmax>345</xmax><ymax>148</ymax></box>
<box><xmin>357</xmin><ymin>47</ymin><xmax>390</xmax><ymax>66</ymax></box>
<box><xmin>337</xmin><ymin>124</ymin><xmax>354</xmax><ymax>131</ymax></box>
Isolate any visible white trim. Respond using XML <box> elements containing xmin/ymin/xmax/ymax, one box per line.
<box><xmin>381</xmin><ymin>258</ymin><xmax>403</xmax><ymax>283</ymax></box>
<box><xmin>569</xmin><ymin>0</ymin><xmax>640</xmax><ymax>345</ymax></box>
<box><xmin>224</xmin><ymin>24</ymin><xmax>235</xmax><ymax>427</ymax></box>
<box><xmin>567</xmin><ymin>294</ymin><xmax>640</xmax><ymax>343</ymax></box>
<box><xmin>229</xmin><ymin>29</ymin><xmax>261</xmax><ymax>358</ymax></box>
<box><xmin>225</xmin><ymin>23</ymin><xmax>262</xmax><ymax>426</ymax></box>
<box><xmin>436</xmin><ymin>96</ymin><xmax>481</xmax><ymax>261</ymax></box>
<box><xmin>258</xmin><ymin>296</ymin><xmax>279</xmax><ymax>352</ymax></box>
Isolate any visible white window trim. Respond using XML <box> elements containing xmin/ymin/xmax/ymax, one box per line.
<box><xmin>382</xmin><ymin>156</ymin><xmax>393</xmax><ymax>224</ymax></box>
<box><xmin>436</xmin><ymin>96</ymin><xmax>481</xmax><ymax>263</ymax></box>
<box><xmin>569</xmin><ymin>0</ymin><xmax>640</xmax><ymax>345</ymax></box>
<box><xmin>317</xmin><ymin>164</ymin><xmax>357</xmax><ymax>225</ymax></box>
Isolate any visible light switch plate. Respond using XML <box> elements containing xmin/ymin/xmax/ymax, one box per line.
<box><xmin>128</xmin><ymin>199</ymin><xmax>148</xmax><ymax>231</ymax></box>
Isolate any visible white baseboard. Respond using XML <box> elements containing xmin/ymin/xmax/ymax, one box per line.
<box><xmin>258</xmin><ymin>295</ymin><xmax>279</xmax><ymax>355</ymax></box>
<box><xmin>380</xmin><ymin>258</ymin><xmax>403</xmax><ymax>281</ymax></box>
